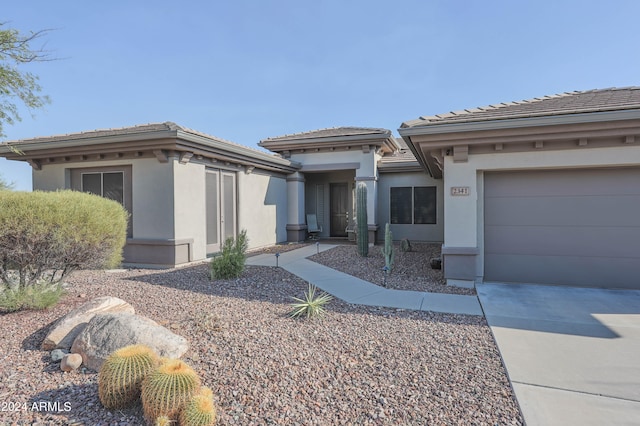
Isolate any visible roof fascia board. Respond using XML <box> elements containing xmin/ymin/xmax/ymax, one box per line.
<box><xmin>398</xmin><ymin>109</ymin><xmax>640</xmax><ymax>137</ymax></box>
<box><xmin>260</xmin><ymin>133</ymin><xmax>395</xmax><ymax>149</ymax></box>
<box><xmin>176</xmin><ymin>130</ymin><xmax>295</xmax><ymax>168</ymax></box>
<box><xmin>0</xmin><ymin>130</ymin><xmax>177</xmax><ymax>153</ymax></box>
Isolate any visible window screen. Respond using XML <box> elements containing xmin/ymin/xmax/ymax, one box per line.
<box><xmin>390</xmin><ymin>187</ymin><xmax>412</xmax><ymax>224</ymax></box>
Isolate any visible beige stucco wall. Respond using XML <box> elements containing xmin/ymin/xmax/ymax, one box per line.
<box><xmin>443</xmin><ymin>144</ymin><xmax>640</xmax><ymax>285</ymax></box>
<box><xmin>237</xmin><ymin>170</ymin><xmax>288</xmax><ymax>249</ymax></box>
<box><xmin>377</xmin><ymin>171</ymin><xmax>444</xmax><ymax>242</ymax></box>
<box><xmin>32</xmin><ymin>158</ymin><xmax>175</xmax><ymax>240</ymax></box>
<box><xmin>172</xmin><ymin>157</ymin><xmax>206</xmax><ymax>261</ymax></box>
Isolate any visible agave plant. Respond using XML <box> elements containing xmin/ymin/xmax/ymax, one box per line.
<box><xmin>290</xmin><ymin>283</ymin><xmax>333</xmax><ymax>318</ymax></box>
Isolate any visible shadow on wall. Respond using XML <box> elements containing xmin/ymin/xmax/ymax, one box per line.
<box><xmin>263</xmin><ymin>176</ymin><xmax>288</xmax><ymax>242</ymax></box>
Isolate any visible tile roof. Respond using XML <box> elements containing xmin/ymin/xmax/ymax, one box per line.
<box><xmin>401</xmin><ymin>87</ymin><xmax>640</xmax><ymax>128</ymax></box>
<box><xmin>4</xmin><ymin>122</ymin><xmax>231</xmax><ymax>145</ymax></box>
<box><xmin>262</xmin><ymin>126</ymin><xmax>391</xmax><ymax>142</ymax></box>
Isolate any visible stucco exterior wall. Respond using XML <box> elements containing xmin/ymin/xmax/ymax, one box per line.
<box><xmin>237</xmin><ymin>170</ymin><xmax>288</xmax><ymax>249</ymax></box>
<box><xmin>32</xmin><ymin>158</ymin><xmax>175</xmax><ymax>240</ymax></box>
<box><xmin>172</xmin><ymin>158</ymin><xmax>206</xmax><ymax>261</ymax></box>
<box><xmin>131</xmin><ymin>158</ymin><xmax>174</xmax><ymax>240</ymax></box>
<box><xmin>442</xmin><ymin>144</ymin><xmax>640</xmax><ymax>286</ymax></box>
<box><xmin>376</xmin><ymin>171</ymin><xmax>444</xmax><ymax>242</ymax></box>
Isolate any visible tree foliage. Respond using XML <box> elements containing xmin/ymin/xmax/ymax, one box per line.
<box><xmin>0</xmin><ymin>23</ymin><xmax>52</xmax><ymax>137</ymax></box>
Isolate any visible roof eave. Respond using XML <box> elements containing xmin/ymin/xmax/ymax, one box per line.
<box><xmin>398</xmin><ymin>109</ymin><xmax>640</xmax><ymax>137</ymax></box>
<box><xmin>260</xmin><ymin>132</ymin><xmax>399</xmax><ymax>153</ymax></box>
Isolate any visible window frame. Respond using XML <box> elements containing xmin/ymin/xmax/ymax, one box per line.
<box><xmin>80</xmin><ymin>171</ymin><xmax>125</xmax><ymax>204</ymax></box>
<box><xmin>389</xmin><ymin>185</ymin><xmax>437</xmax><ymax>225</ymax></box>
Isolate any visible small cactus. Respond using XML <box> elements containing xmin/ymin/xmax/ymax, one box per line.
<box><xmin>98</xmin><ymin>344</ymin><xmax>160</xmax><ymax>409</ymax></box>
<box><xmin>381</xmin><ymin>223</ymin><xmax>394</xmax><ymax>271</ymax></box>
<box><xmin>400</xmin><ymin>238</ymin><xmax>412</xmax><ymax>252</ymax></box>
<box><xmin>180</xmin><ymin>386</ymin><xmax>217</xmax><ymax>426</ymax></box>
<box><xmin>141</xmin><ymin>359</ymin><xmax>202</xmax><ymax>423</ymax></box>
<box><xmin>356</xmin><ymin>183</ymin><xmax>368</xmax><ymax>257</ymax></box>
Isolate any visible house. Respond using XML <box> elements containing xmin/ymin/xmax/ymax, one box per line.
<box><xmin>0</xmin><ymin>123</ymin><xmax>298</xmax><ymax>267</ymax></box>
<box><xmin>1</xmin><ymin>87</ymin><xmax>639</xmax><ymax>290</ymax></box>
<box><xmin>400</xmin><ymin>87</ymin><xmax>640</xmax><ymax>290</ymax></box>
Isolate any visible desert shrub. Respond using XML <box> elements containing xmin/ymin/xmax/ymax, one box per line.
<box><xmin>209</xmin><ymin>229</ymin><xmax>248</xmax><ymax>280</ymax></box>
<box><xmin>0</xmin><ymin>190</ymin><xmax>128</xmax><ymax>292</ymax></box>
<box><xmin>0</xmin><ymin>280</ymin><xmax>65</xmax><ymax>312</ymax></box>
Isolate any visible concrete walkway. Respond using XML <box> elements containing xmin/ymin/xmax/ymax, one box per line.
<box><xmin>246</xmin><ymin>243</ymin><xmax>482</xmax><ymax>316</ymax></box>
<box><xmin>478</xmin><ymin>283</ymin><xmax>640</xmax><ymax>426</ymax></box>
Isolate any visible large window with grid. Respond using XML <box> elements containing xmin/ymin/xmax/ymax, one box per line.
<box><xmin>390</xmin><ymin>186</ymin><xmax>436</xmax><ymax>224</ymax></box>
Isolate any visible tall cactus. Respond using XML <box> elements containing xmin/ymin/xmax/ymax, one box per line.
<box><xmin>356</xmin><ymin>182</ymin><xmax>368</xmax><ymax>257</ymax></box>
<box><xmin>381</xmin><ymin>222</ymin><xmax>394</xmax><ymax>271</ymax></box>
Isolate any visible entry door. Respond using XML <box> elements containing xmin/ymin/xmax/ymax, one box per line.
<box><xmin>206</xmin><ymin>170</ymin><xmax>237</xmax><ymax>254</ymax></box>
<box><xmin>330</xmin><ymin>183</ymin><xmax>348</xmax><ymax>237</ymax></box>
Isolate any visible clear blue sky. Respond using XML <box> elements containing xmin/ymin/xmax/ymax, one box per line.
<box><xmin>2</xmin><ymin>0</ymin><xmax>640</xmax><ymax>190</ymax></box>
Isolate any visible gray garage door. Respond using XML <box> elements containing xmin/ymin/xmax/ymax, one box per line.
<box><xmin>484</xmin><ymin>168</ymin><xmax>640</xmax><ymax>289</ymax></box>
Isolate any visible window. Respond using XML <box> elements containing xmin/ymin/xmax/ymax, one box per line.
<box><xmin>390</xmin><ymin>186</ymin><xmax>436</xmax><ymax>224</ymax></box>
<box><xmin>81</xmin><ymin>172</ymin><xmax>124</xmax><ymax>204</ymax></box>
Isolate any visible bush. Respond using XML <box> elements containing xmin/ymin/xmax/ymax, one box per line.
<box><xmin>209</xmin><ymin>230</ymin><xmax>248</xmax><ymax>280</ymax></box>
<box><xmin>0</xmin><ymin>190</ymin><xmax>128</xmax><ymax>292</ymax></box>
<box><xmin>0</xmin><ymin>280</ymin><xmax>65</xmax><ymax>312</ymax></box>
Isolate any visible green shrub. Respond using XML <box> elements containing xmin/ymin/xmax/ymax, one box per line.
<box><xmin>209</xmin><ymin>230</ymin><xmax>248</xmax><ymax>280</ymax></box>
<box><xmin>0</xmin><ymin>190</ymin><xmax>128</xmax><ymax>292</ymax></box>
<box><xmin>0</xmin><ymin>279</ymin><xmax>65</xmax><ymax>312</ymax></box>
<box><xmin>290</xmin><ymin>283</ymin><xmax>333</xmax><ymax>319</ymax></box>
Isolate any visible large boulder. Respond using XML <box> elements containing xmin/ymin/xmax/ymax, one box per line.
<box><xmin>70</xmin><ymin>312</ymin><xmax>189</xmax><ymax>371</ymax></box>
<box><xmin>42</xmin><ymin>296</ymin><xmax>135</xmax><ymax>351</ymax></box>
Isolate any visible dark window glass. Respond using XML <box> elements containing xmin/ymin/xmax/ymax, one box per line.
<box><xmin>390</xmin><ymin>187</ymin><xmax>412</xmax><ymax>224</ymax></box>
<box><xmin>414</xmin><ymin>186</ymin><xmax>437</xmax><ymax>224</ymax></box>
<box><xmin>81</xmin><ymin>173</ymin><xmax>102</xmax><ymax>196</ymax></box>
<box><xmin>103</xmin><ymin>172</ymin><xmax>124</xmax><ymax>204</ymax></box>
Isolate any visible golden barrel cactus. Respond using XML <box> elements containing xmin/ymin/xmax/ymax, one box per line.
<box><xmin>180</xmin><ymin>386</ymin><xmax>217</xmax><ymax>426</ymax></box>
<box><xmin>141</xmin><ymin>358</ymin><xmax>202</xmax><ymax>423</ymax></box>
<box><xmin>98</xmin><ymin>344</ymin><xmax>160</xmax><ymax>409</ymax></box>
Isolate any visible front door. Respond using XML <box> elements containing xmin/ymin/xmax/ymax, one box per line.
<box><xmin>330</xmin><ymin>183</ymin><xmax>348</xmax><ymax>237</ymax></box>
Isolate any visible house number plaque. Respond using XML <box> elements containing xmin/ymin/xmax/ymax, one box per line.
<box><xmin>450</xmin><ymin>186</ymin><xmax>470</xmax><ymax>196</ymax></box>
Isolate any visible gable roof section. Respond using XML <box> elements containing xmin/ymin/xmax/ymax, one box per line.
<box><xmin>0</xmin><ymin>122</ymin><xmax>299</xmax><ymax>173</ymax></box>
<box><xmin>260</xmin><ymin>126</ymin><xmax>400</xmax><ymax>154</ymax></box>
<box><xmin>401</xmin><ymin>87</ymin><xmax>640</xmax><ymax>129</ymax></box>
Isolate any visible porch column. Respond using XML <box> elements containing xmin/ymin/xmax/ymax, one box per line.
<box><xmin>286</xmin><ymin>171</ymin><xmax>307</xmax><ymax>242</ymax></box>
<box><xmin>355</xmin><ymin>173</ymin><xmax>378</xmax><ymax>245</ymax></box>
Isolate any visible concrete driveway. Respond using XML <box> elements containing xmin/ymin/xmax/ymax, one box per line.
<box><xmin>477</xmin><ymin>283</ymin><xmax>640</xmax><ymax>426</ymax></box>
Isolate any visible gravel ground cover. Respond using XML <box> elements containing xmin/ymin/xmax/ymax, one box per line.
<box><xmin>0</xmin><ymin>256</ymin><xmax>521</xmax><ymax>425</ymax></box>
<box><xmin>309</xmin><ymin>243</ymin><xmax>476</xmax><ymax>296</ymax></box>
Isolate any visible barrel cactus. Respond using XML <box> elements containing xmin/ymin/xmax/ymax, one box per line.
<box><xmin>98</xmin><ymin>344</ymin><xmax>160</xmax><ymax>409</ymax></box>
<box><xmin>155</xmin><ymin>415</ymin><xmax>171</xmax><ymax>426</ymax></box>
<box><xmin>180</xmin><ymin>386</ymin><xmax>217</xmax><ymax>426</ymax></box>
<box><xmin>141</xmin><ymin>358</ymin><xmax>202</xmax><ymax>423</ymax></box>
<box><xmin>356</xmin><ymin>182</ymin><xmax>368</xmax><ymax>257</ymax></box>
<box><xmin>381</xmin><ymin>222</ymin><xmax>394</xmax><ymax>271</ymax></box>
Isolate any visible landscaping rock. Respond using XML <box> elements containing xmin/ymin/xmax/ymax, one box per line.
<box><xmin>71</xmin><ymin>312</ymin><xmax>189</xmax><ymax>371</ymax></box>
<box><xmin>41</xmin><ymin>296</ymin><xmax>135</xmax><ymax>351</ymax></box>
<box><xmin>60</xmin><ymin>353</ymin><xmax>83</xmax><ymax>372</ymax></box>
<box><xmin>50</xmin><ymin>349</ymin><xmax>68</xmax><ymax>362</ymax></box>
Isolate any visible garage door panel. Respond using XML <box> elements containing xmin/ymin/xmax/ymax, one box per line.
<box><xmin>485</xmin><ymin>225</ymin><xmax>640</xmax><ymax>258</ymax></box>
<box><xmin>484</xmin><ymin>168</ymin><xmax>640</xmax><ymax>289</ymax></box>
<box><xmin>485</xmin><ymin>253</ymin><xmax>640</xmax><ymax>289</ymax></box>
<box><xmin>485</xmin><ymin>196</ymin><xmax>640</xmax><ymax>227</ymax></box>
<box><xmin>484</xmin><ymin>169</ymin><xmax>640</xmax><ymax>197</ymax></box>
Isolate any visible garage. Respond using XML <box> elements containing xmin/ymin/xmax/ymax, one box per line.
<box><xmin>484</xmin><ymin>168</ymin><xmax>640</xmax><ymax>289</ymax></box>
